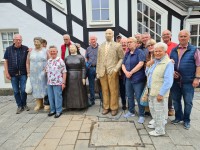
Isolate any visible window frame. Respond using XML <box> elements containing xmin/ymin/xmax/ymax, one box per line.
<box><xmin>86</xmin><ymin>0</ymin><xmax>115</xmax><ymax>28</ymax></box>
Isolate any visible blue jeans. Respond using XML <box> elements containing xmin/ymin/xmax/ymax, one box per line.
<box><xmin>171</xmin><ymin>82</ymin><xmax>194</xmax><ymax>123</ymax></box>
<box><xmin>47</xmin><ymin>85</ymin><xmax>63</xmax><ymax>114</ymax></box>
<box><xmin>87</xmin><ymin>67</ymin><xmax>96</xmax><ymax>102</ymax></box>
<box><xmin>125</xmin><ymin>79</ymin><xmax>145</xmax><ymax>116</ymax></box>
<box><xmin>119</xmin><ymin>78</ymin><xmax>126</xmax><ymax>106</ymax></box>
<box><xmin>11</xmin><ymin>75</ymin><xmax>27</xmax><ymax>108</ymax></box>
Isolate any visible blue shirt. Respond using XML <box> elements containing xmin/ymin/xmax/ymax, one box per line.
<box><xmin>145</xmin><ymin>56</ymin><xmax>174</xmax><ymax>96</ymax></box>
<box><xmin>85</xmin><ymin>44</ymin><xmax>98</xmax><ymax>66</ymax></box>
<box><xmin>122</xmin><ymin>48</ymin><xmax>146</xmax><ymax>83</ymax></box>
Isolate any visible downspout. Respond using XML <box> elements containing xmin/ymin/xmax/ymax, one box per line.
<box><xmin>183</xmin><ymin>7</ymin><xmax>193</xmax><ymax>29</ymax></box>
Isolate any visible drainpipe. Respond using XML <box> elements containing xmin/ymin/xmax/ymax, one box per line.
<box><xmin>183</xmin><ymin>7</ymin><xmax>193</xmax><ymax>29</ymax></box>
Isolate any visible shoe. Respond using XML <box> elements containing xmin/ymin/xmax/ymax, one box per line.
<box><xmin>111</xmin><ymin>110</ymin><xmax>118</xmax><ymax>116</ymax></box>
<box><xmin>145</xmin><ymin>112</ymin><xmax>151</xmax><ymax>116</ymax></box>
<box><xmin>171</xmin><ymin>119</ymin><xmax>182</xmax><ymax>125</ymax></box>
<box><xmin>16</xmin><ymin>107</ymin><xmax>23</xmax><ymax>114</ymax></box>
<box><xmin>138</xmin><ymin>116</ymin><xmax>145</xmax><ymax>124</ymax></box>
<box><xmin>149</xmin><ymin>119</ymin><xmax>155</xmax><ymax>125</ymax></box>
<box><xmin>54</xmin><ymin>113</ymin><xmax>62</xmax><ymax>118</ymax></box>
<box><xmin>122</xmin><ymin>105</ymin><xmax>127</xmax><ymax>110</ymax></box>
<box><xmin>102</xmin><ymin>109</ymin><xmax>109</xmax><ymax>115</ymax></box>
<box><xmin>149</xmin><ymin>130</ymin><xmax>165</xmax><ymax>136</ymax></box>
<box><xmin>148</xmin><ymin>124</ymin><xmax>155</xmax><ymax>129</ymax></box>
<box><xmin>184</xmin><ymin>122</ymin><xmax>190</xmax><ymax>130</ymax></box>
<box><xmin>44</xmin><ymin>105</ymin><xmax>50</xmax><ymax>111</ymax></box>
<box><xmin>48</xmin><ymin>112</ymin><xmax>56</xmax><ymax>117</ymax></box>
<box><xmin>168</xmin><ymin>109</ymin><xmax>175</xmax><ymax>116</ymax></box>
<box><xmin>88</xmin><ymin>101</ymin><xmax>95</xmax><ymax>107</ymax></box>
<box><xmin>123</xmin><ymin>112</ymin><xmax>135</xmax><ymax>118</ymax></box>
<box><xmin>23</xmin><ymin>105</ymin><xmax>30</xmax><ymax>111</ymax></box>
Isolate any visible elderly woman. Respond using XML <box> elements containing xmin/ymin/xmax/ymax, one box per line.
<box><xmin>122</xmin><ymin>37</ymin><xmax>146</xmax><ymax>124</ymax></box>
<box><xmin>63</xmin><ymin>44</ymin><xmax>88</xmax><ymax>109</ymax></box>
<box><xmin>45</xmin><ymin>46</ymin><xmax>66</xmax><ymax>118</ymax></box>
<box><xmin>26</xmin><ymin>37</ymin><xmax>50</xmax><ymax>111</ymax></box>
<box><xmin>146</xmin><ymin>42</ymin><xmax>174</xmax><ymax>136</ymax></box>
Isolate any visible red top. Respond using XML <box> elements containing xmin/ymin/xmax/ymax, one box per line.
<box><xmin>61</xmin><ymin>42</ymin><xmax>71</xmax><ymax>60</ymax></box>
<box><xmin>166</xmin><ymin>41</ymin><xmax>178</xmax><ymax>55</ymax></box>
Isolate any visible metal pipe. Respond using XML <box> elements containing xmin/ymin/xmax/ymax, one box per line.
<box><xmin>183</xmin><ymin>7</ymin><xmax>193</xmax><ymax>29</ymax></box>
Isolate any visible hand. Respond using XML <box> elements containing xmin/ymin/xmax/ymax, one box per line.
<box><xmin>5</xmin><ymin>72</ymin><xmax>11</xmax><ymax>80</ymax></box>
<box><xmin>28</xmin><ymin>48</ymin><xmax>32</xmax><ymax>52</ymax></box>
<box><xmin>170</xmin><ymin>59</ymin><xmax>175</xmax><ymax>63</ymax></box>
<box><xmin>192</xmin><ymin>78</ymin><xmax>199</xmax><ymax>88</ymax></box>
<box><xmin>174</xmin><ymin>71</ymin><xmax>180</xmax><ymax>79</ymax></box>
<box><xmin>146</xmin><ymin>59</ymin><xmax>154</xmax><ymax>67</ymax></box>
<box><xmin>96</xmin><ymin>74</ymin><xmax>99</xmax><ymax>79</ymax></box>
<box><xmin>157</xmin><ymin>94</ymin><xmax>163</xmax><ymax>102</ymax></box>
<box><xmin>27</xmin><ymin>73</ymin><xmax>30</xmax><ymax>77</ymax></box>
<box><xmin>82</xmin><ymin>79</ymin><xmax>86</xmax><ymax>85</ymax></box>
<box><xmin>62</xmin><ymin>84</ymin><xmax>65</xmax><ymax>91</ymax></box>
<box><xmin>125</xmin><ymin>71</ymin><xmax>132</xmax><ymax>78</ymax></box>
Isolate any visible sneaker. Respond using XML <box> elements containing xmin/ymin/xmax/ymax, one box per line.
<box><xmin>149</xmin><ymin>119</ymin><xmax>155</xmax><ymax>125</ymax></box>
<box><xmin>171</xmin><ymin>119</ymin><xmax>182</xmax><ymax>125</ymax></box>
<box><xmin>148</xmin><ymin>124</ymin><xmax>155</xmax><ymax>129</ymax></box>
<box><xmin>23</xmin><ymin>105</ymin><xmax>30</xmax><ymax>111</ymax></box>
<box><xmin>16</xmin><ymin>107</ymin><xmax>23</xmax><ymax>114</ymax></box>
<box><xmin>138</xmin><ymin>116</ymin><xmax>145</xmax><ymax>124</ymax></box>
<box><xmin>123</xmin><ymin>112</ymin><xmax>135</xmax><ymax>118</ymax></box>
<box><xmin>184</xmin><ymin>122</ymin><xmax>190</xmax><ymax>130</ymax></box>
<box><xmin>149</xmin><ymin>130</ymin><xmax>165</xmax><ymax>136</ymax></box>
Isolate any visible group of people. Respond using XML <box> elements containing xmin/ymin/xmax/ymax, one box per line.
<box><xmin>4</xmin><ymin>28</ymin><xmax>200</xmax><ymax>137</ymax></box>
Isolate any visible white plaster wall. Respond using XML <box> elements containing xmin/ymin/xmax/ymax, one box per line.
<box><xmin>17</xmin><ymin>0</ymin><xmax>27</xmax><ymax>6</ymax></box>
<box><xmin>119</xmin><ymin>0</ymin><xmax>128</xmax><ymax>30</ymax></box>
<box><xmin>0</xmin><ymin>3</ymin><xmax>65</xmax><ymax>89</ymax></box>
<box><xmin>171</xmin><ymin>15</ymin><xmax>180</xmax><ymax>43</ymax></box>
<box><xmin>72</xmin><ymin>21</ymin><xmax>83</xmax><ymax>41</ymax></box>
<box><xmin>71</xmin><ymin>0</ymin><xmax>83</xmax><ymax>20</ymax></box>
<box><xmin>32</xmin><ymin>0</ymin><xmax>47</xmax><ymax>18</ymax></box>
<box><xmin>52</xmin><ymin>8</ymin><xmax>67</xmax><ymax>30</ymax></box>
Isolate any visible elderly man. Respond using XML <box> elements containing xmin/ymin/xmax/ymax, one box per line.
<box><xmin>146</xmin><ymin>42</ymin><xmax>174</xmax><ymax>136</ymax></box>
<box><xmin>116</xmin><ymin>35</ymin><xmax>122</xmax><ymax>43</ymax></box>
<box><xmin>85</xmin><ymin>35</ymin><xmax>99</xmax><ymax>106</ymax></box>
<box><xmin>140</xmin><ymin>32</ymin><xmax>151</xmax><ymax>55</ymax></box>
<box><xmin>61</xmin><ymin>34</ymin><xmax>72</xmax><ymax>60</ymax></box>
<box><xmin>162</xmin><ymin>30</ymin><xmax>178</xmax><ymax>116</ymax></box>
<box><xmin>170</xmin><ymin>29</ymin><xmax>200</xmax><ymax>129</ymax></box>
<box><xmin>4</xmin><ymin>34</ymin><xmax>29</xmax><ymax>114</ymax></box>
<box><xmin>96</xmin><ymin>29</ymin><xmax>124</xmax><ymax>116</ymax></box>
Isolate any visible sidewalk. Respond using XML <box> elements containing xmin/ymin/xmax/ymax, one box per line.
<box><xmin>0</xmin><ymin>92</ymin><xmax>200</xmax><ymax>150</ymax></box>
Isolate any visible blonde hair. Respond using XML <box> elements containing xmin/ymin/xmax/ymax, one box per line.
<box><xmin>146</xmin><ymin>39</ymin><xmax>156</xmax><ymax>48</ymax></box>
<box><xmin>128</xmin><ymin>37</ymin><xmax>137</xmax><ymax>43</ymax></box>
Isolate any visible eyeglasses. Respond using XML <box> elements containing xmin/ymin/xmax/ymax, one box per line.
<box><xmin>64</xmin><ymin>39</ymin><xmax>69</xmax><ymax>40</ymax></box>
<box><xmin>147</xmin><ymin>44</ymin><xmax>154</xmax><ymax>48</ymax></box>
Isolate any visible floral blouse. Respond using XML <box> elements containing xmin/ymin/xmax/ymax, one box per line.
<box><xmin>46</xmin><ymin>57</ymin><xmax>66</xmax><ymax>85</ymax></box>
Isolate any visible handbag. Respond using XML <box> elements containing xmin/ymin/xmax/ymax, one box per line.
<box><xmin>140</xmin><ymin>86</ymin><xmax>149</xmax><ymax>106</ymax></box>
<box><xmin>25</xmin><ymin>77</ymin><xmax>32</xmax><ymax>94</ymax></box>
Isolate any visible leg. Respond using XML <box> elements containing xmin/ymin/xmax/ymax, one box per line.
<box><xmin>171</xmin><ymin>82</ymin><xmax>183</xmax><ymax>121</ymax></box>
<box><xmin>47</xmin><ymin>85</ymin><xmax>56</xmax><ymax>113</ymax></box>
<box><xmin>168</xmin><ymin>92</ymin><xmax>174</xmax><ymax>116</ymax></box>
<box><xmin>125</xmin><ymin>79</ymin><xmax>135</xmax><ymax>114</ymax></box>
<box><xmin>53</xmin><ymin>85</ymin><xmax>63</xmax><ymax>114</ymax></box>
<box><xmin>100</xmin><ymin>74</ymin><xmax>110</xmax><ymax>110</ymax></box>
<box><xmin>19</xmin><ymin>75</ymin><xmax>27</xmax><ymax>107</ymax></box>
<box><xmin>119</xmin><ymin>78</ymin><xmax>126</xmax><ymax>108</ymax></box>
<box><xmin>88</xmin><ymin>67</ymin><xmax>96</xmax><ymax>104</ymax></box>
<box><xmin>11</xmin><ymin>76</ymin><xmax>22</xmax><ymax>107</ymax></box>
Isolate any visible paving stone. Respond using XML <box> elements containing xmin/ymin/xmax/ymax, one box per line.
<box><xmin>176</xmin><ymin>145</ymin><xmax>195</xmax><ymax>150</ymax></box>
<box><xmin>114</xmin><ymin>147</ymin><xmax>137</xmax><ymax>150</ymax></box>
<box><xmin>21</xmin><ymin>132</ymin><xmax>46</xmax><ymax>147</ymax></box>
<box><xmin>96</xmin><ymin>148</ymin><xmax>114</xmax><ymax>150</ymax></box>
<box><xmin>1</xmin><ymin>139</ymin><xmax>22</xmax><ymax>150</ymax></box>
<box><xmin>66</xmin><ymin>121</ymin><xmax>82</xmax><ymax>131</ymax></box>
<box><xmin>151</xmin><ymin>136</ymin><xmax>176</xmax><ymax>150</ymax></box>
<box><xmin>35</xmin><ymin>139</ymin><xmax>60</xmax><ymax>150</ymax></box>
<box><xmin>56</xmin><ymin>145</ymin><xmax>74</xmax><ymax>150</ymax></box>
<box><xmin>45</xmin><ymin>126</ymin><xmax>66</xmax><ymax>139</ymax></box>
<box><xmin>34</xmin><ymin>121</ymin><xmax>54</xmax><ymax>133</ymax></box>
<box><xmin>59</xmin><ymin>131</ymin><xmax>78</xmax><ymax>145</ymax></box>
<box><xmin>91</xmin><ymin>122</ymin><xmax>142</xmax><ymax>147</ymax></box>
<box><xmin>83</xmin><ymin>116</ymin><xmax>98</xmax><ymax>124</ymax></box>
<box><xmin>78</xmin><ymin>132</ymin><xmax>90</xmax><ymax>139</ymax></box>
<box><xmin>17</xmin><ymin>114</ymin><xmax>36</xmax><ymax>123</ymax></box>
<box><xmin>74</xmin><ymin>140</ymin><xmax>95</xmax><ymax>150</ymax></box>
<box><xmin>138</xmin><ymin>129</ymin><xmax>148</xmax><ymax>135</ymax></box>
<box><xmin>167</xmin><ymin>130</ymin><xmax>191</xmax><ymax>145</ymax></box>
<box><xmin>137</xmin><ymin>145</ymin><xmax>155</xmax><ymax>150</ymax></box>
<box><xmin>17</xmin><ymin>147</ymin><xmax>35</xmax><ymax>150</ymax></box>
<box><xmin>80</xmin><ymin>123</ymin><xmax>92</xmax><ymax>132</ymax></box>
<box><xmin>53</xmin><ymin>117</ymin><xmax>71</xmax><ymax>127</ymax></box>
<box><xmin>140</xmin><ymin>135</ymin><xmax>152</xmax><ymax>144</ymax></box>
<box><xmin>72</xmin><ymin>115</ymin><xmax>85</xmax><ymax>121</ymax></box>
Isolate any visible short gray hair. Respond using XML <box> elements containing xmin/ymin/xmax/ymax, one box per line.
<box><xmin>154</xmin><ymin>42</ymin><xmax>168</xmax><ymax>52</ymax></box>
<box><xmin>49</xmin><ymin>45</ymin><xmax>58</xmax><ymax>50</ymax></box>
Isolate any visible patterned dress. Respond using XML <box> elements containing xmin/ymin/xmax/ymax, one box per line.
<box><xmin>30</xmin><ymin>48</ymin><xmax>48</xmax><ymax>98</ymax></box>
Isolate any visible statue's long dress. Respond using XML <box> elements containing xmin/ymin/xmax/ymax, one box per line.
<box><xmin>63</xmin><ymin>55</ymin><xmax>88</xmax><ymax>109</ymax></box>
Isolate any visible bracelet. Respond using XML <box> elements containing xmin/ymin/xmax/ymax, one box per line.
<box><xmin>62</xmin><ymin>83</ymin><xmax>66</xmax><ymax>85</ymax></box>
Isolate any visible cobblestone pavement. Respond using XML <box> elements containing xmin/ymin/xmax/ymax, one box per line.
<box><xmin>0</xmin><ymin>92</ymin><xmax>200</xmax><ymax>150</ymax></box>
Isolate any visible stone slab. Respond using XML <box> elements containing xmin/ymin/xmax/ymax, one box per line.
<box><xmin>45</xmin><ymin>126</ymin><xmax>66</xmax><ymax>139</ymax></box>
<box><xmin>35</xmin><ymin>139</ymin><xmax>60</xmax><ymax>150</ymax></box>
<box><xmin>59</xmin><ymin>131</ymin><xmax>78</xmax><ymax>145</ymax></box>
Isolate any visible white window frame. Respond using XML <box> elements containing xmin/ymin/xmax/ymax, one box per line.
<box><xmin>0</xmin><ymin>29</ymin><xmax>19</xmax><ymax>62</ymax></box>
<box><xmin>86</xmin><ymin>0</ymin><xmax>115</xmax><ymax>28</ymax></box>
<box><xmin>186</xmin><ymin>18</ymin><xmax>200</xmax><ymax>48</ymax></box>
<box><xmin>45</xmin><ymin>0</ymin><xmax>67</xmax><ymax>14</ymax></box>
<box><xmin>132</xmin><ymin>0</ymin><xmax>168</xmax><ymax>38</ymax></box>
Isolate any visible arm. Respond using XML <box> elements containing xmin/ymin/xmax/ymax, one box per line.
<box><xmin>96</xmin><ymin>47</ymin><xmax>101</xmax><ymax>78</ymax></box>
<box><xmin>4</xmin><ymin>60</ymin><xmax>11</xmax><ymax>80</ymax></box>
<box><xmin>193</xmin><ymin>49</ymin><xmax>200</xmax><ymax>87</ymax></box>
<box><xmin>26</xmin><ymin>52</ymin><xmax>31</xmax><ymax>76</ymax></box>
<box><xmin>114</xmin><ymin>44</ymin><xmax>124</xmax><ymax>72</ymax></box>
<box><xmin>62</xmin><ymin>72</ymin><xmax>67</xmax><ymax>91</ymax></box>
<box><xmin>130</xmin><ymin>61</ymin><xmax>144</xmax><ymax>75</ymax></box>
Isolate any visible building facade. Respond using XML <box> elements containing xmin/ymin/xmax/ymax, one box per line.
<box><xmin>0</xmin><ymin>0</ymin><xmax>200</xmax><ymax>89</ymax></box>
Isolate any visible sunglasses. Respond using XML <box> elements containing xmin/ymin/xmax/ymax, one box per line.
<box><xmin>147</xmin><ymin>44</ymin><xmax>154</xmax><ymax>48</ymax></box>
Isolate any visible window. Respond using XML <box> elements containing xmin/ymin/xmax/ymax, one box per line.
<box><xmin>86</xmin><ymin>0</ymin><xmax>115</xmax><ymax>27</ymax></box>
<box><xmin>190</xmin><ymin>24</ymin><xmax>200</xmax><ymax>48</ymax></box>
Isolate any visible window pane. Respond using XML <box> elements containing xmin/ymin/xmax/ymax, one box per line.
<box><xmin>137</xmin><ymin>22</ymin><xmax>142</xmax><ymax>33</ymax></box>
<box><xmin>143</xmin><ymin>15</ymin><xmax>148</xmax><ymax>27</ymax></box>
<box><xmin>199</xmin><ymin>24</ymin><xmax>200</xmax><ymax>35</ymax></box>
<box><xmin>143</xmin><ymin>3</ymin><xmax>148</xmax><ymax>16</ymax></box>
<box><xmin>101</xmin><ymin>0</ymin><xmax>109</xmax><ymax>8</ymax></box>
<box><xmin>137</xmin><ymin>11</ymin><xmax>142</xmax><ymax>22</ymax></box>
<box><xmin>3</xmin><ymin>41</ymin><xmax>8</xmax><ymax>49</ymax></box>
<box><xmin>92</xmin><ymin>0</ymin><xmax>100</xmax><ymax>9</ymax></box>
<box><xmin>150</xmin><ymin>8</ymin><xmax>155</xmax><ymax>20</ymax></box>
<box><xmin>150</xmin><ymin>31</ymin><xmax>155</xmax><ymax>39</ymax></box>
<box><xmin>8</xmin><ymin>32</ymin><xmax>13</xmax><ymax>40</ymax></box>
<box><xmin>9</xmin><ymin>41</ymin><xmax>13</xmax><ymax>46</ymax></box>
<box><xmin>156</xmin><ymin>34</ymin><xmax>161</xmax><ymax>42</ymax></box>
<box><xmin>1</xmin><ymin>32</ymin><xmax>7</xmax><ymax>40</ymax></box>
<box><xmin>14</xmin><ymin>32</ymin><xmax>18</xmax><ymax>35</ymax></box>
<box><xmin>156</xmin><ymin>12</ymin><xmax>161</xmax><ymax>25</ymax></box>
<box><xmin>156</xmin><ymin>24</ymin><xmax>161</xmax><ymax>35</ymax></box>
<box><xmin>191</xmin><ymin>36</ymin><xmax>197</xmax><ymax>46</ymax></box>
<box><xmin>143</xmin><ymin>26</ymin><xmax>148</xmax><ymax>32</ymax></box>
<box><xmin>92</xmin><ymin>10</ymin><xmax>100</xmax><ymax>21</ymax></box>
<box><xmin>137</xmin><ymin>0</ymin><xmax>142</xmax><ymax>12</ymax></box>
<box><xmin>150</xmin><ymin>20</ymin><xmax>155</xmax><ymax>32</ymax></box>
<box><xmin>101</xmin><ymin>9</ymin><xmax>109</xmax><ymax>20</ymax></box>
<box><xmin>191</xmin><ymin>25</ymin><xmax>198</xmax><ymax>35</ymax></box>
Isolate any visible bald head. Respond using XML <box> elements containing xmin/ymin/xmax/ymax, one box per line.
<box><xmin>178</xmin><ymin>29</ymin><xmax>190</xmax><ymax>47</ymax></box>
<box><xmin>162</xmin><ymin>29</ymin><xmax>172</xmax><ymax>44</ymax></box>
<box><xmin>63</xmin><ymin>34</ymin><xmax>71</xmax><ymax>44</ymax></box>
<box><xmin>105</xmin><ymin>29</ymin><xmax>114</xmax><ymax>42</ymax></box>
<box><xmin>13</xmin><ymin>34</ymin><xmax>22</xmax><ymax>48</ymax></box>
<box><xmin>89</xmin><ymin>35</ymin><xmax>97</xmax><ymax>47</ymax></box>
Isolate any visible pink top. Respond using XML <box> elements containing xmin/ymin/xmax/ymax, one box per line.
<box><xmin>46</xmin><ymin>57</ymin><xmax>67</xmax><ymax>85</ymax></box>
